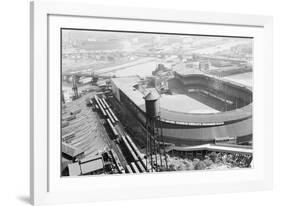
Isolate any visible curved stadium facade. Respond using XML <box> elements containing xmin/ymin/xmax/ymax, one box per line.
<box><xmin>111</xmin><ymin>70</ymin><xmax>252</xmax><ymax>146</ymax></box>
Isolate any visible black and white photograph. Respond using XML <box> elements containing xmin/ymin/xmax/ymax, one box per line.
<box><xmin>61</xmin><ymin>29</ymin><xmax>253</xmax><ymax>177</ymax></box>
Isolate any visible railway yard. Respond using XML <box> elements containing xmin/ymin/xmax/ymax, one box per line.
<box><xmin>61</xmin><ymin>89</ymin><xmax>148</xmax><ymax>176</ymax></box>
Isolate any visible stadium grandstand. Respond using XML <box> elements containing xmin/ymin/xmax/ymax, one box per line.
<box><xmin>111</xmin><ymin>67</ymin><xmax>252</xmax><ymax>146</ymax></box>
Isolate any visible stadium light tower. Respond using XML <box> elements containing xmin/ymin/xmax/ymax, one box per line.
<box><xmin>143</xmin><ymin>89</ymin><xmax>168</xmax><ymax>172</ymax></box>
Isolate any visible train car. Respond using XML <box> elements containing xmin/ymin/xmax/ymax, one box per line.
<box><xmin>109</xmin><ymin>149</ymin><xmax>125</xmax><ymax>174</ymax></box>
<box><xmin>124</xmin><ymin>134</ymin><xmax>147</xmax><ymax>170</ymax></box>
<box><xmin>95</xmin><ymin>98</ymin><xmax>107</xmax><ymax>117</ymax></box>
<box><xmin>94</xmin><ymin>95</ymin><xmax>100</xmax><ymax>104</ymax></box>
<box><xmin>120</xmin><ymin>135</ymin><xmax>138</xmax><ymax>162</ymax></box>
<box><xmin>130</xmin><ymin>162</ymin><xmax>140</xmax><ymax>173</ymax></box>
<box><xmin>100</xmin><ymin>105</ymin><xmax>107</xmax><ymax>117</ymax></box>
<box><xmin>100</xmin><ymin>98</ymin><xmax>119</xmax><ymax>123</ymax></box>
<box><xmin>99</xmin><ymin>103</ymin><xmax>107</xmax><ymax>117</ymax></box>
<box><xmin>105</xmin><ymin>109</ymin><xmax>116</xmax><ymax>124</ymax></box>
<box><xmin>107</xmin><ymin>107</ymin><xmax>119</xmax><ymax>122</ymax></box>
<box><xmin>124</xmin><ymin>134</ymin><xmax>142</xmax><ymax>159</ymax></box>
<box><xmin>95</xmin><ymin>95</ymin><xmax>107</xmax><ymax>110</ymax></box>
<box><xmin>136</xmin><ymin>161</ymin><xmax>146</xmax><ymax>173</ymax></box>
<box><xmin>125</xmin><ymin>165</ymin><xmax>133</xmax><ymax>174</ymax></box>
<box><xmin>106</xmin><ymin>118</ymin><xmax>118</xmax><ymax>138</ymax></box>
<box><xmin>98</xmin><ymin>98</ymin><xmax>107</xmax><ymax>110</ymax></box>
<box><xmin>101</xmin><ymin>98</ymin><xmax>110</xmax><ymax>109</ymax></box>
<box><xmin>116</xmin><ymin>162</ymin><xmax>125</xmax><ymax>174</ymax></box>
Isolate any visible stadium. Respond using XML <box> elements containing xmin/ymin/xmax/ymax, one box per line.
<box><xmin>111</xmin><ymin>67</ymin><xmax>252</xmax><ymax>146</ymax></box>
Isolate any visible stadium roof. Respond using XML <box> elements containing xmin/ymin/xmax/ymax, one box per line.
<box><xmin>111</xmin><ymin>76</ymin><xmax>145</xmax><ymax>107</ymax></box>
<box><xmin>111</xmin><ymin>76</ymin><xmax>252</xmax><ymax>125</ymax></box>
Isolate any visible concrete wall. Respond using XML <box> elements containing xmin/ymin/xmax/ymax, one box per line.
<box><xmin>117</xmin><ymin>87</ymin><xmax>252</xmax><ymax>145</ymax></box>
<box><xmin>111</xmin><ymin>79</ymin><xmax>120</xmax><ymax>101</ymax></box>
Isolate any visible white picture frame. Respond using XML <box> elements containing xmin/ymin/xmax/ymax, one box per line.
<box><xmin>30</xmin><ymin>0</ymin><xmax>273</xmax><ymax>205</ymax></box>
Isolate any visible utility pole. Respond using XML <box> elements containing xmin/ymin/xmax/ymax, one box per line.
<box><xmin>72</xmin><ymin>74</ymin><xmax>79</xmax><ymax>100</ymax></box>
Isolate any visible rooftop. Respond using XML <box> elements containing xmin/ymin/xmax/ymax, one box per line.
<box><xmin>62</xmin><ymin>142</ymin><xmax>84</xmax><ymax>158</ymax></box>
<box><xmin>173</xmin><ymin>63</ymin><xmax>204</xmax><ymax>76</ymax></box>
<box><xmin>80</xmin><ymin>158</ymin><xmax>104</xmax><ymax>174</ymax></box>
<box><xmin>174</xmin><ymin>63</ymin><xmax>252</xmax><ymax>90</ymax></box>
<box><xmin>111</xmin><ymin>76</ymin><xmax>252</xmax><ymax>124</ymax></box>
<box><xmin>111</xmin><ymin>76</ymin><xmax>145</xmax><ymax>107</ymax></box>
<box><xmin>68</xmin><ymin>162</ymin><xmax>81</xmax><ymax>176</ymax></box>
<box><xmin>62</xmin><ymin>92</ymin><xmax>109</xmax><ymax>159</ymax></box>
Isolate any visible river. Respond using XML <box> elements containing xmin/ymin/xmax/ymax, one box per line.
<box><xmin>112</xmin><ymin>61</ymin><xmax>159</xmax><ymax>77</ymax></box>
